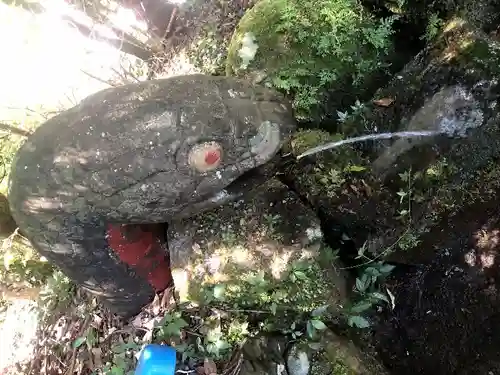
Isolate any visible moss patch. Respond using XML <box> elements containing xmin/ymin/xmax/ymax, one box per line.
<box><xmin>225</xmin><ymin>0</ymin><xmax>395</xmax><ymax>120</ymax></box>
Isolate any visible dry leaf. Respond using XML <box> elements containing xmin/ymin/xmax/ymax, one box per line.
<box><xmin>361</xmin><ymin>179</ymin><xmax>372</xmax><ymax>197</ymax></box>
<box><xmin>91</xmin><ymin>348</ymin><xmax>103</xmax><ymax>369</ymax></box>
<box><xmin>373</xmin><ymin>97</ymin><xmax>395</xmax><ymax>107</ymax></box>
<box><xmin>204</xmin><ymin>357</ymin><xmax>217</xmax><ymax>375</ymax></box>
<box><xmin>151</xmin><ymin>294</ymin><xmax>161</xmax><ymax>316</ymax></box>
<box><xmin>160</xmin><ymin>287</ymin><xmax>174</xmax><ymax>309</ymax></box>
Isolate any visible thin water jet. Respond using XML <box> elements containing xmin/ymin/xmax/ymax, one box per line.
<box><xmin>296</xmin><ymin>130</ymin><xmax>440</xmax><ymax>159</ymax></box>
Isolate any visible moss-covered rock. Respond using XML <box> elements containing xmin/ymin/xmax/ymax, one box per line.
<box><xmin>285</xmin><ymin>18</ymin><xmax>500</xmax><ymax>264</ymax></box>
<box><xmin>311</xmin><ymin>330</ymin><xmax>390</xmax><ymax>375</ymax></box>
<box><xmin>225</xmin><ymin>0</ymin><xmax>395</xmax><ymax>120</ymax></box>
<box><xmin>168</xmin><ymin>179</ymin><xmax>348</xmax><ymax>314</ymax></box>
<box><xmin>167</xmin><ymin>179</ymin><xmax>392</xmax><ymax>374</ymax></box>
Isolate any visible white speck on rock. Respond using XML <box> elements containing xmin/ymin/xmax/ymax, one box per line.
<box><xmin>306</xmin><ymin>227</ymin><xmax>323</xmax><ymax>242</ymax></box>
<box><xmin>286</xmin><ymin>348</ymin><xmax>310</xmax><ymax>375</ymax></box>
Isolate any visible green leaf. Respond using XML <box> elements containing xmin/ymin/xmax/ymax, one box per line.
<box><xmin>213</xmin><ymin>284</ymin><xmax>226</xmax><ymax>300</ymax></box>
<box><xmin>306</xmin><ymin>320</ymin><xmax>314</xmax><ymax>338</ymax></box>
<box><xmin>270</xmin><ymin>302</ymin><xmax>278</xmax><ymax>315</ymax></box>
<box><xmin>308</xmin><ymin>342</ymin><xmax>322</xmax><ymax>350</ymax></box>
<box><xmin>294</xmin><ymin>271</ymin><xmax>307</xmax><ymax>280</ymax></box>
<box><xmin>111</xmin><ymin>366</ymin><xmax>125</xmax><ymax>375</ymax></box>
<box><xmin>86</xmin><ymin>328</ymin><xmax>97</xmax><ymax>347</ymax></box>
<box><xmin>380</xmin><ymin>264</ymin><xmax>396</xmax><ymax>274</ymax></box>
<box><xmin>311</xmin><ymin>304</ymin><xmax>329</xmax><ymax>317</ymax></box>
<box><xmin>355</xmin><ymin>275</ymin><xmax>370</xmax><ymax>293</ymax></box>
<box><xmin>344</xmin><ymin>165</ymin><xmax>366</xmax><ymax>173</ymax></box>
<box><xmin>72</xmin><ymin>336</ymin><xmax>86</xmax><ymax>349</ymax></box>
<box><xmin>347</xmin><ymin>315</ymin><xmax>371</xmax><ymax>329</ymax></box>
<box><xmin>370</xmin><ymin>292</ymin><xmax>390</xmax><ymax>303</ymax></box>
<box><xmin>311</xmin><ymin>319</ymin><xmax>327</xmax><ymax>330</ymax></box>
<box><xmin>350</xmin><ymin>301</ymin><xmax>373</xmax><ymax>313</ymax></box>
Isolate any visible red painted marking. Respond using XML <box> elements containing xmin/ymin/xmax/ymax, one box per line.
<box><xmin>204</xmin><ymin>149</ymin><xmax>220</xmax><ymax>165</ymax></box>
<box><xmin>106</xmin><ymin>224</ymin><xmax>172</xmax><ymax>291</ymax></box>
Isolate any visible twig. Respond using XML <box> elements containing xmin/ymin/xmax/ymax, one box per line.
<box><xmin>80</xmin><ymin>69</ymin><xmax>117</xmax><ymax>87</ymax></box>
<box><xmin>64</xmin><ymin>315</ymin><xmax>92</xmax><ymax>375</ymax></box>
<box><xmin>338</xmin><ymin>228</ymin><xmax>411</xmax><ymax>270</ymax></box>
<box><xmin>224</xmin><ymin>309</ymin><xmax>268</xmax><ymax>314</ymax></box>
<box><xmin>184</xmin><ymin>329</ymin><xmax>202</xmax><ymax>337</ymax></box>
<box><xmin>0</xmin><ymin>122</ymin><xmax>32</xmax><ymax>137</ymax></box>
<box><xmin>101</xmin><ymin>327</ymin><xmax>148</xmax><ymax>343</ymax></box>
<box><xmin>222</xmin><ymin>350</ymin><xmax>243</xmax><ymax>375</ymax></box>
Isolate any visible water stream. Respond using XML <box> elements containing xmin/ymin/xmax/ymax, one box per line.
<box><xmin>296</xmin><ymin>130</ymin><xmax>440</xmax><ymax>159</ymax></box>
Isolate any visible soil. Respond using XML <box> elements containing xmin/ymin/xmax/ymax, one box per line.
<box><xmin>371</xmin><ymin>199</ymin><xmax>500</xmax><ymax>375</ymax></box>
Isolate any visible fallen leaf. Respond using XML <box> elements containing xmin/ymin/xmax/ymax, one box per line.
<box><xmin>152</xmin><ymin>294</ymin><xmax>161</xmax><ymax>315</ymax></box>
<box><xmin>160</xmin><ymin>287</ymin><xmax>174</xmax><ymax>309</ymax></box>
<box><xmin>373</xmin><ymin>97</ymin><xmax>395</xmax><ymax>107</ymax></box>
<box><xmin>361</xmin><ymin>179</ymin><xmax>372</xmax><ymax>196</ymax></box>
<box><xmin>91</xmin><ymin>348</ymin><xmax>103</xmax><ymax>369</ymax></box>
<box><xmin>204</xmin><ymin>357</ymin><xmax>217</xmax><ymax>375</ymax></box>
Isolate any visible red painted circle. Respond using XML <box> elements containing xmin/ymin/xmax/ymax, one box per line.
<box><xmin>204</xmin><ymin>150</ymin><xmax>220</xmax><ymax>165</ymax></box>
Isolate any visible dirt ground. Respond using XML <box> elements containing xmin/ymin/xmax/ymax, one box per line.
<box><xmin>373</xmin><ymin>200</ymin><xmax>500</xmax><ymax>374</ymax></box>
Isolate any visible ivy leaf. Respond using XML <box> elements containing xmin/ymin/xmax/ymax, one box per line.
<box><xmin>370</xmin><ymin>292</ymin><xmax>389</xmax><ymax>303</ymax></box>
<box><xmin>72</xmin><ymin>336</ymin><xmax>86</xmax><ymax>349</ymax></box>
<box><xmin>111</xmin><ymin>366</ymin><xmax>125</xmax><ymax>375</ymax></box>
<box><xmin>311</xmin><ymin>319</ymin><xmax>327</xmax><ymax>330</ymax></box>
<box><xmin>348</xmin><ymin>315</ymin><xmax>371</xmax><ymax>329</ymax></box>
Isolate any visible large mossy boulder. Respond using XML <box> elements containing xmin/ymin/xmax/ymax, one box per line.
<box><xmin>168</xmin><ymin>179</ymin><xmax>347</xmax><ymax>314</ymax></box>
<box><xmin>225</xmin><ymin>0</ymin><xmax>395</xmax><ymax>121</ymax></box>
<box><xmin>167</xmin><ymin>179</ymin><xmax>390</xmax><ymax>374</ymax></box>
<box><xmin>285</xmin><ymin>17</ymin><xmax>500</xmax><ymax>265</ymax></box>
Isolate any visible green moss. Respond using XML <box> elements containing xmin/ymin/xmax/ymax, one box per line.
<box><xmin>226</xmin><ymin>0</ymin><xmax>395</xmax><ymax>118</ymax></box>
<box><xmin>288</xmin><ymin>129</ymin><xmax>341</xmax><ymax>156</ymax></box>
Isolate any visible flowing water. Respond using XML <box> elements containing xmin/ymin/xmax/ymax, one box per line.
<box><xmin>296</xmin><ymin>130</ymin><xmax>440</xmax><ymax>159</ymax></box>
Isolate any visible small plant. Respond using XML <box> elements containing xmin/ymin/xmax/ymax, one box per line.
<box><xmin>345</xmin><ymin>262</ymin><xmax>395</xmax><ymax>328</ymax></box>
<box><xmin>422</xmin><ymin>13</ymin><xmax>443</xmax><ymax>42</ymax></box>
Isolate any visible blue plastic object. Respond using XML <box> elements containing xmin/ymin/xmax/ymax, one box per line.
<box><xmin>135</xmin><ymin>344</ymin><xmax>177</xmax><ymax>375</ymax></box>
